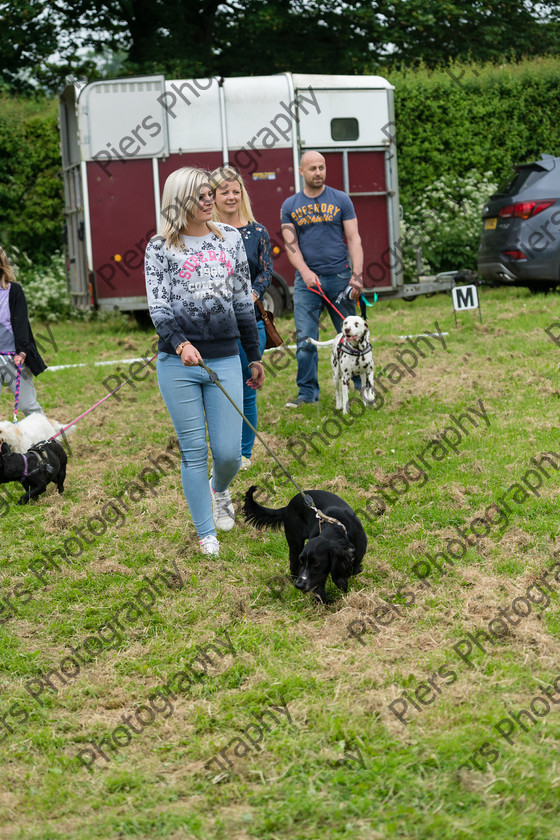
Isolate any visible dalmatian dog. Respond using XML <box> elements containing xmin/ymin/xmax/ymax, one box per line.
<box><xmin>308</xmin><ymin>316</ymin><xmax>375</xmax><ymax>414</ymax></box>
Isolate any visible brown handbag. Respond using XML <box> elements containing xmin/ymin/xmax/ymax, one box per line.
<box><xmin>256</xmin><ymin>299</ymin><xmax>284</xmax><ymax>349</ymax></box>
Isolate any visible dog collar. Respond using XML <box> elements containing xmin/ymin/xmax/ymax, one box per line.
<box><xmin>22</xmin><ymin>447</ymin><xmax>54</xmax><ymax>480</ymax></box>
<box><xmin>337</xmin><ymin>336</ymin><xmax>372</xmax><ymax>357</ymax></box>
<box><xmin>312</xmin><ymin>504</ymin><xmax>348</xmax><ymax>537</ymax></box>
<box><xmin>21</xmin><ymin>452</ymin><xmax>40</xmax><ymax>481</ymax></box>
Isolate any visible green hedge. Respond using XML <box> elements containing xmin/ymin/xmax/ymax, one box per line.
<box><xmin>0</xmin><ymin>96</ymin><xmax>62</xmax><ymax>263</ymax></box>
<box><xmin>389</xmin><ymin>56</ymin><xmax>560</xmax><ymax>207</ymax></box>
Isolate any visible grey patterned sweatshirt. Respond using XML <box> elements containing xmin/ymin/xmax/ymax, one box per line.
<box><xmin>145</xmin><ymin>224</ymin><xmax>260</xmax><ymax>360</ymax></box>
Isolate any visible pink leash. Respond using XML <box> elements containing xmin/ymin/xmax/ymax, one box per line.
<box><xmin>0</xmin><ymin>351</ymin><xmax>21</xmax><ymax>422</ymax></box>
<box><xmin>48</xmin><ymin>354</ymin><xmax>158</xmax><ymax>443</ymax></box>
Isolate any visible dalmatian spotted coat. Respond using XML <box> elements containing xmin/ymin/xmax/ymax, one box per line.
<box><xmin>331</xmin><ymin>316</ymin><xmax>375</xmax><ymax>414</ymax></box>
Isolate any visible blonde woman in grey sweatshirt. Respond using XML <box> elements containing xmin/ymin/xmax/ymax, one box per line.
<box><xmin>145</xmin><ymin>167</ymin><xmax>265</xmax><ymax>556</ymax></box>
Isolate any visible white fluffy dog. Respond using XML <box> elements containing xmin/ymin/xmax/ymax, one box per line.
<box><xmin>307</xmin><ymin>315</ymin><xmax>375</xmax><ymax>414</ymax></box>
<box><xmin>0</xmin><ymin>414</ymin><xmax>73</xmax><ymax>453</ymax></box>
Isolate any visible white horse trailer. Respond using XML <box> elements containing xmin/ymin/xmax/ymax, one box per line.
<box><xmin>59</xmin><ymin>72</ymin><xmax>453</xmax><ymax>317</ymax></box>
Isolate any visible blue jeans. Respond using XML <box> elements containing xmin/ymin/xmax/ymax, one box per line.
<box><xmin>157</xmin><ymin>353</ymin><xmax>243</xmax><ymax>539</ymax></box>
<box><xmin>293</xmin><ymin>269</ymin><xmax>356</xmax><ymax>401</ymax></box>
<box><xmin>237</xmin><ymin>319</ymin><xmax>267</xmax><ymax>458</ymax></box>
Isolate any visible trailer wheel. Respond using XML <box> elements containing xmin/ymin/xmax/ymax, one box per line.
<box><xmin>263</xmin><ymin>284</ymin><xmax>284</xmax><ymax>316</ymax></box>
<box><xmin>134</xmin><ymin>310</ymin><xmax>154</xmax><ymax>329</ymax></box>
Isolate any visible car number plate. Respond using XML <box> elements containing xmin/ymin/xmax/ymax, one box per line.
<box><xmin>484</xmin><ymin>218</ymin><xmax>497</xmax><ymax>230</ymax></box>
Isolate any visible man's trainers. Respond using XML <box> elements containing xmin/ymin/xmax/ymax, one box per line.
<box><xmin>241</xmin><ymin>456</ymin><xmax>252</xmax><ymax>470</ymax></box>
<box><xmin>285</xmin><ymin>395</ymin><xmax>319</xmax><ymax>407</ymax></box>
<box><xmin>209</xmin><ymin>478</ymin><xmax>235</xmax><ymax>531</ymax></box>
<box><xmin>199</xmin><ymin>535</ymin><xmax>220</xmax><ymax>555</ymax></box>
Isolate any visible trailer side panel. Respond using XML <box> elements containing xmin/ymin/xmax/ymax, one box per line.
<box><xmin>87</xmin><ymin>159</ymin><xmax>156</xmax><ymax>306</ymax></box>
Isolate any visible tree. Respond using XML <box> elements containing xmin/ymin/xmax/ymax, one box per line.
<box><xmin>50</xmin><ymin>0</ymin><xmax>225</xmax><ymax>80</ymax></box>
<box><xmin>209</xmin><ymin>1</ymin><xmax>381</xmax><ymax>77</ymax></box>
<box><xmin>0</xmin><ymin>1</ymin><xmax>58</xmax><ymax>91</ymax></box>
<box><xmin>2</xmin><ymin>0</ymin><xmax>560</xmax><ymax>92</ymax></box>
<box><xmin>47</xmin><ymin>0</ymin><xmax>379</xmax><ymax>81</ymax></box>
<box><xmin>375</xmin><ymin>0</ymin><xmax>560</xmax><ymax>68</ymax></box>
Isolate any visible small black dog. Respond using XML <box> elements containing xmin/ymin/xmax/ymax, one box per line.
<box><xmin>0</xmin><ymin>440</ymin><xmax>67</xmax><ymax>505</ymax></box>
<box><xmin>244</xmin><ymin>485</ymin><xmax>367</xmax><ymax>602</ymax></box>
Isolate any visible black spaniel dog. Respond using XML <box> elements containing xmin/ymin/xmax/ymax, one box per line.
<box><xmin>244</xmin><ymin>486</ymin><xmax>367</xmax><ymax>602</ymax></box>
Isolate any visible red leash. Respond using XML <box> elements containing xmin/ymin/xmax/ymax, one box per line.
<box><xmin>307</xmin><ymin>279</ymin><xmax>346</xmax><ymax>320</ymax></box>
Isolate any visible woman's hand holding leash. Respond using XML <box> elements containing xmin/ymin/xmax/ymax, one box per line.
<box><xmin>178</xmin><ymin>342</ymin><xmax>202</xmax><ymax>367</ymax></box>
<box><xmin>247</xmin><ymin>361</ymin><xmax>265</xmax><ymax>390</ymax></box>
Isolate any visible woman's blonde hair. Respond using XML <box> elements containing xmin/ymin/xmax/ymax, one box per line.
<box><xmin>210</xmin><ymin>166</ymin><xmax>255</xmax><ymax>225</ymax></box>
<box><xmin>0</xmin><ymin>246</ymin><xmax>16</xmax><ymax>290</ymax></box>
<box><xmin>159</xmin><ymin>167</ymin><xmax>223</xmax><ymax>250</ymax></box>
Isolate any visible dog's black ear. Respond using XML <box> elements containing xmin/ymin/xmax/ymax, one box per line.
<box><xmin>338</xmin><ymin>543</ymin><xmax>355</xmax><ymax>569</ymax></box>
<box><xmin>332</xmin><ymin>574</ymin><xmax>349</xmax><ymax>592</ymax></box>
<box><xmin>331</xmin><ymin>544</ymin><xmax>356</xmax><ymax>584</ymax></box>
<box><xmin>0</xmin><ymin>442</ymin><xmax>10</xmax><ymax>455</ymax></box>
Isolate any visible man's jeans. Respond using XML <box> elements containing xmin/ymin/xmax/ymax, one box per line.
<box><xmin>293</xmin><ymin>269</ymin><xmax>356</xmax><ymax>401</ymax></box>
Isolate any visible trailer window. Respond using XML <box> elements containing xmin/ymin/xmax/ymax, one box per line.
<box><xmin>331</xmin><ymin>118</ymin><xmax>359</xmax><ymax>142</ymax></box>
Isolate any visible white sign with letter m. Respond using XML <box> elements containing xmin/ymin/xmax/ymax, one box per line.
<box><xmin>452</xmin><ymin>284</ymin><xmax>479</xmax><ymax>311</ymax></box>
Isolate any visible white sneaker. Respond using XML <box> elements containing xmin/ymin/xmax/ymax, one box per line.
<box><xmin>199</xmin><ymin>535</ymin><xmax>220</xmax><ymax>555</ymax></box>
<box><xmin>209</xmin><ymin>478</ymin><xmax>235</xmax><ymax>531</ymax></box>
<box><xmin>241</xmin><ymin>456</ymin><xmax>252</xmax><ymax>470</ymax></box>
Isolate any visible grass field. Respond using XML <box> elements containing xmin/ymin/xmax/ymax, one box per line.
<box><xmin>1</xmin><ymin>286</ymin><xmax>560</xmax><ymax>840</ymax></box>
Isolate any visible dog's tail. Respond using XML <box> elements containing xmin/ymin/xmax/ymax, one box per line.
<box><xmin>305</xmin><ymin>337</ymin><xmax>337</xmax><ymax>347</ymax></box>
<box><xmin>243</xmin><ymin>485</ymin><xmax>289</xmax><ymax>530</ymax></box>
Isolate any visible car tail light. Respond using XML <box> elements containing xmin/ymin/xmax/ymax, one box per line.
<box><xmin>498</xmin><ymin>200</ymin><xmax>556</xmax><ymax>219</ymax></box>
<box><xmin>503</xmin><ymin>250</ymin><xmax>527</xmax><ymax>260</ymax></box>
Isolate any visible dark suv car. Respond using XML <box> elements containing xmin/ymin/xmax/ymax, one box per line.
<box><xmin>477</xmin><ymin>154</ymin><xmax>560</xmax><ymax>291</ymax></box>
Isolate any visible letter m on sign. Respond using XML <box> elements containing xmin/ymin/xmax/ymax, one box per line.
<box><xmin>452</xmin><ymin>284</ymin><xmax>478</xmax><ymax>311</ymax></box>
